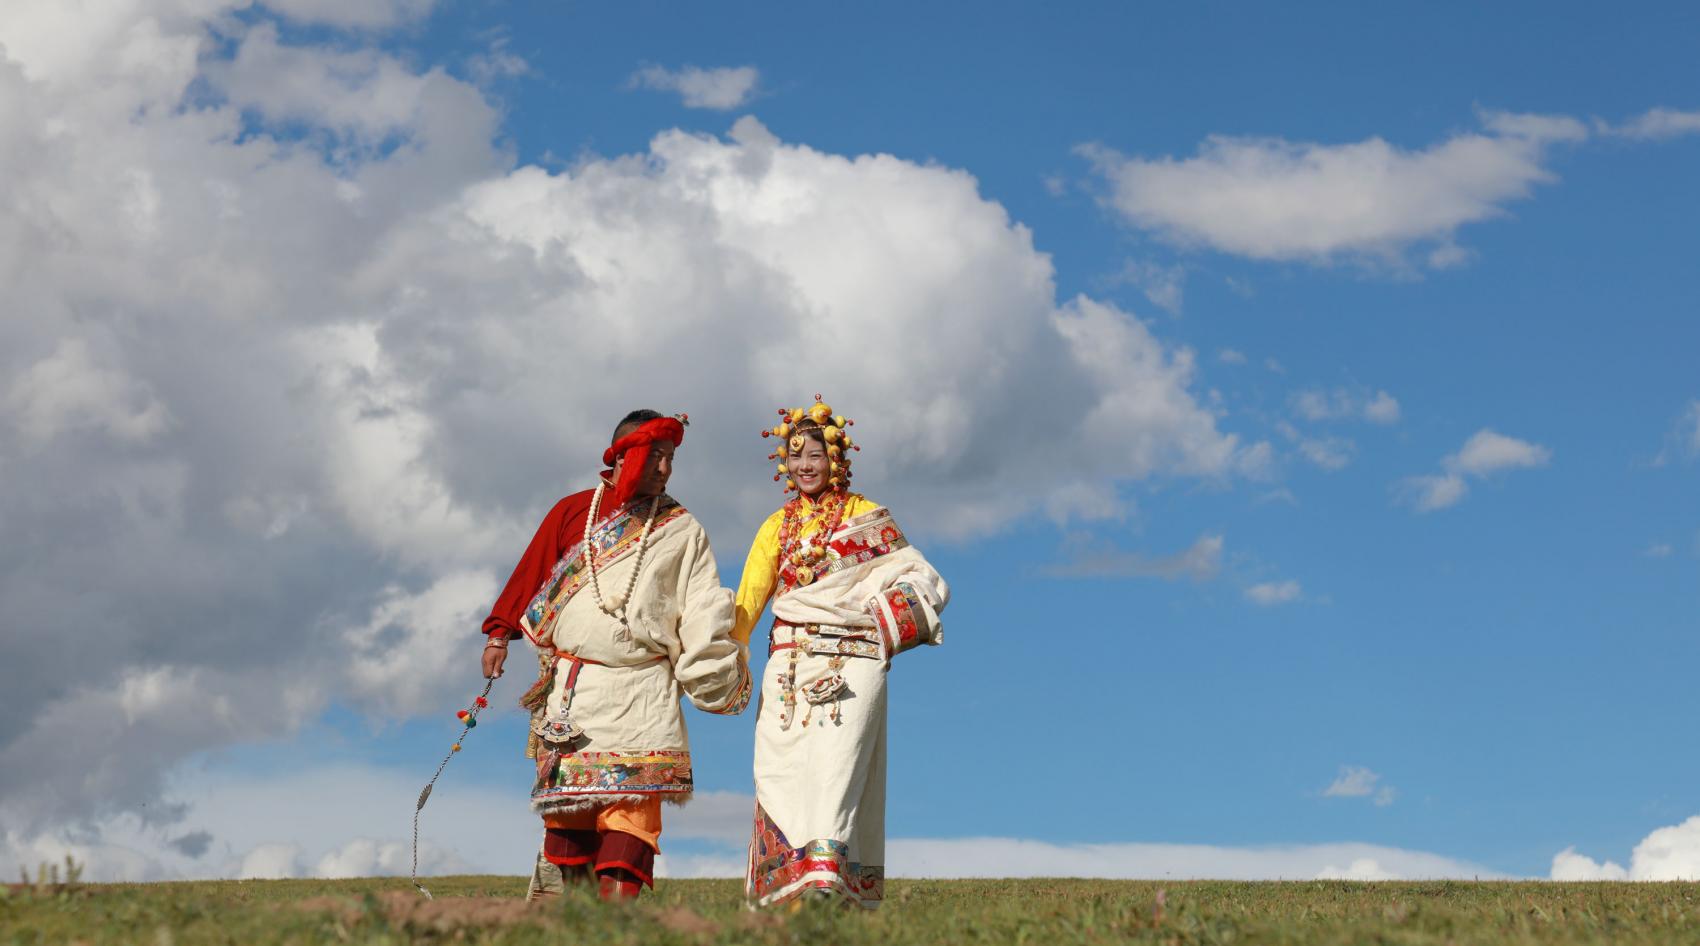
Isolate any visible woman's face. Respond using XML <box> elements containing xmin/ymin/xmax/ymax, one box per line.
<box><xmin>787</xmin><ymin>435</ymin><xmax>829</xmax><ymax>497</ymax></box>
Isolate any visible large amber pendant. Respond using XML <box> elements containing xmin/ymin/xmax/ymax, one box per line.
<box><xmin>796</xmin><ymin>565</ymin><xmax>816</xmax><ymax>586</ymax></box>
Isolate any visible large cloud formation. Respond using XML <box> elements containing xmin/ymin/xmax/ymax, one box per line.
<box><xmin>0</xmin><ymin>0</ymin><xmax>1252</xmax><ymax>866</ymax></box>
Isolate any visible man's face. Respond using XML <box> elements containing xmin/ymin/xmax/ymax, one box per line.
<box><xmin>614</xmin><ymin>441</ymin><xmax>675</xmax><ymax>498</ymax></box>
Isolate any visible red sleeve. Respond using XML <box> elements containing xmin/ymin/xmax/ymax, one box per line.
<box><xmin>481</xmin><ymin>492</ymin><xmax>592</xmax><ymax>640</ymax></box>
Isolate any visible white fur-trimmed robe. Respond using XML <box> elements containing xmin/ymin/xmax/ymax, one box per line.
<box><xmin>522</xmin><ymin>501</ymin><xmax>749</xmax><ymax>815</ymax></box>
<box><xmin>745</xmin><ymin>506</ymin><xmax>947</xmax><ymax>908</ymax></box>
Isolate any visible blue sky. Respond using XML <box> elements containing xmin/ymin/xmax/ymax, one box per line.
<box><xmin>1</xmin><ymin>0</ymin><xmax>1697</xmax><ymax>882</ymax></box>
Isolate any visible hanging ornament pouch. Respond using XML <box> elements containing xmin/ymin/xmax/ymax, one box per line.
<box><xmin>532</xmin><ymin>704</ymin><xmax>584</xmax><ymax>747</ymax></box>
<box><xmin>795</xmin><ymin>654</ymin><xmax>851</xmax><ymax>727</ymax></box>
<box><xmin>540</xmin><ymin>657</ymin><xmax>589</xmax><ymax>745</ymax></box>
<box><xmin>530</xmin><ymin>657</ymin><xmax>588</xmax><ymax>791</ymax></box>
<box><xmin>800</xmin><ymin>673</ymin><xmax>848</xmax><ymax>705</ymax></box>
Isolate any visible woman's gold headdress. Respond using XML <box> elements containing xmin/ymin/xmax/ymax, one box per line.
<box><xmin>760</xmin><ymin>394</ymin><xmax>857</xmax><ymax>493</ymax></box>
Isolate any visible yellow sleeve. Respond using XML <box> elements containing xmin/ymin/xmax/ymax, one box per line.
<box><xmin>845</xmin><ymin>494</ymin><xmax>880</xmax><ymax>518</ymax></box>
<box><xmin>732</xmin><ymin>509</ymin><xmax>785</xmax><ymax>645</ymax></box>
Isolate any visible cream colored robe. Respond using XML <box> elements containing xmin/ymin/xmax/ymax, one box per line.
<box><xmin>745</xmin><ymin>506</ymin><xmax>947</xmax><ymax>909</ymax></box>
<box><xmin>522</xmin><ymin>502</ymin><xmax>749</xmax><ymax>815</ymax></box>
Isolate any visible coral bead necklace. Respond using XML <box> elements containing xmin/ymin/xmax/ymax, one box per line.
<box><xmin>778</xmin><ymin>489</ymin><xmax>847</xmax><ymax>587</ymax></box>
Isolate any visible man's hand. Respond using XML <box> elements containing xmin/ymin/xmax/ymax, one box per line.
<box><xmin>481</xmin><ymin>639</ymin><xmax>508</xmax><ymax>679</ymax></box>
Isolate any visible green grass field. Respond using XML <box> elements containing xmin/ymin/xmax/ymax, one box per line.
<box><xmin>4</xmin><ymin>876</ymin><xmax>1698</xmax><ymax>945</ymax></box>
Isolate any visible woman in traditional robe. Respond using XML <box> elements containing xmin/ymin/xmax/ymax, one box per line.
<box><xmin>733</xmin><ymin>398</ymin><xmax>949</xmax><ymax>909</ymax></box>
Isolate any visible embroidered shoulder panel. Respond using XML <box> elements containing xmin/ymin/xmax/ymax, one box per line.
<box><xmin>520</xmin><ymin>499</ymin><xmax>688</xmax><ymax>642</ymax></box>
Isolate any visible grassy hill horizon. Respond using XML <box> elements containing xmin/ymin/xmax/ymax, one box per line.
<box><xmin>5</xmin><ymin>874</ymin><xmax>1699</xmax><ymax>944</ymax></box>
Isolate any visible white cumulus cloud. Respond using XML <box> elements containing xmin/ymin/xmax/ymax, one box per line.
<box><xmin>1550</xmin><ymin>847</ymin><xmax>1628</xmax><ymax>881</ymax></box>
<box><xmin>1401</xmin><ymin>473</ymin><xmax>1469</xmax><ymax>512</ymax></box>
<box><xmin>239</xmin><ymin>843</ymin><xmax>305</xmax><ymax>880</ymax></box>
<box><xmin>1551</xmin><ymin>816</ymin><xmax>1700</xmax><ymax>881</ymax></box>
<box><xmin>1363</xmin><ymin>391</ymin><xmax>1402</xmax><ymax>424</ymax></box>
<box><xmin>1316</xmin><ymin>858</ymin><xmax>1400</xmax><ymax>881</ymax></box>
<box><xmin>1322</xmin><ymin>765</ymin><xmax>1396</xmax><ymax>804</ymax></box>
<box><xmin>1246</xmin><ymin>579</ymin><xmax>1301</xmax><ymax>606</ymax></box>
<box><xmin>1277</xmin><ymin>421</ymin><xmax>1356</xmax><ymax>472</ymax></box>
<box><xmin>1399</xmin><ymin>429</ymin><xmax>1550</xmax><ymax>512</ymax></box>
<box><xmin>5</xmin><ymin>337</ymin><xmax>173</xmax><ymax>446</ymax></box>
<box><xmin>314</xmin><ymin>839</ymin><xmax>472</xmax><ymax>879</ymax></box>
<box><xmin>466</xmin><ymin>36</ymin><xmax>530</xmax><ymax>86</ymax></box>
<box><xmin>1111</xmin><ymin>258</ymin><xmax>1186</xmax><ymax>314</ymax></box>
<box><xmin>1654</xmin><ymin>400</ymin><xmax>1700</xmax><ymax>465</ymax></box>
<box><xmin>1291</xmin><ymin>387</ymin><xmax>1401</xmax><ymax>425</ymax></box>
<box><xmin>342</xmin><ymin>571</ymin><xmax>504</xmax><ymax>715</ymax></box>
<box><xmin>1601</xmin><ymin>107</ymin><xmax>1700</xmax><ymax>140</ymax></box>
<box><xmin>1297</xmin><ymin>437</ymin><xmax>1354</xmax><ymax>471</ymax></box>
<box><xmin>1047</xmin><ymin>533</ymin><xmax>1223</xmax><ymax>581</ymax></box>
<box><xmin>630</xmin><ymin>64</ymin><xmax>760</xmax><ymax>109</ymax></box>
<box><xmin>1447</xmin><ymin>429</ymin><xmax>1552</xmax><ymax>476</ymax></box>
<box><xmin>1081</xmin><ymin>110</ymin><xmax>1586</xmax><ymax>268</ymax></box>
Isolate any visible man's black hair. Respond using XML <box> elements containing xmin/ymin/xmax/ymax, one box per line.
<box><xmin>612</xmin><ymin>409</ymin><xmax>664</xmax><ymax>444</ymax></box>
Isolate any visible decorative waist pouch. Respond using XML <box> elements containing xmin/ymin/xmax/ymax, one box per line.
<box><xmin>532</xmin><ymin>706</ymin><xmax>585</xmax><ymax>747</ymax></box>
<box><xmin>799</xmin><ymin>673</ymin><xmax>848</xmax><ymax>705</ymax></box>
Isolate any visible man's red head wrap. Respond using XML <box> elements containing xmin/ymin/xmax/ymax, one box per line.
<box><xmin>602</xmin><ymin>415</ymin><xmax>686</xmax><ymax>509</ymax></box>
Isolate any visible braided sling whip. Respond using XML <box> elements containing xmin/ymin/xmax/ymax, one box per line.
<box><xmin>411</xmin><ymin>676</ymin><xmax>496</xmax><ymax>899</ymax></box>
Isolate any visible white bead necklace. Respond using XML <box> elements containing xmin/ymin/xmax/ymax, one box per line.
<box><xmin>584</xmin><ymin>482</ymin><xmax>663</xmax><ymax>642</ymax></box>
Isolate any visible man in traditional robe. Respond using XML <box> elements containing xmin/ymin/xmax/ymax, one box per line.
<box><xmin>480</xmin><ymin>409</ymin><xmax>750</xmax><ymax>901</ymax></box>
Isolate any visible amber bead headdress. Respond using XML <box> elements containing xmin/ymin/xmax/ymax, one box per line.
<box><xmin>760</xmin><ymin>394</ymin><xmax>858</xmax><ymax>493</ymax></box>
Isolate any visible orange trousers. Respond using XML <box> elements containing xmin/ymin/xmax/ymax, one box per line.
<box><xmin>541</xmin><ymin>797</ymin><xmax>662</xmax><ymax>851</ymax></box>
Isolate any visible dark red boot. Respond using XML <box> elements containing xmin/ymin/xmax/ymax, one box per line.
<box><xmin>597</xmin><ymin>870</ymin><xmax>643</xmax><ymax>901</ymax></box>
<box><xmin>592</xmin><ymin>830</ymin><xmax>655</xmax><ymax>901</ymax></box>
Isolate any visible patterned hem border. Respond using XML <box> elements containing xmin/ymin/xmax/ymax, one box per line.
<box><xmin>531</xmin><ymin>789</ymin><xmax>694</xmax><ymax>815</ymax></box>
<box><xmin>532</xmin><ymin>749</ymin><xmax>693</xmax><ymax>809</ymax></box>
<box><xmin>746</xmin><ymin>802</ymin><xmax>884</xmax><ymax>908</ymax></box>
<box><xmin>751</xmin><ymin>871</ymin><xmax>882</xmax><ymax>910</ymax></box>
